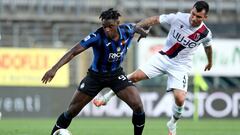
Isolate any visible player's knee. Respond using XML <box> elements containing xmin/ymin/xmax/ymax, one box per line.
<box><xmin>175</xmin><ymin>96</ymin><xmax>185</xmax><ymax>106</ymax></box>
<box><xmin>174</xmin><ymin>90</ymin><xmax>186</xmax><ymax>106</ymax></box>
<box><xmin>131</xmin><ymin>101</ymin><xmax>144</xmax><ymax>113</ymax></box>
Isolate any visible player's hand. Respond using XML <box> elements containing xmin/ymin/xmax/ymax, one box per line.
<box><xmin>41</xmin><ymin>68</ymin><xmax>57</xmax><ymax>84</ymax></box>
<box><xmin>134</xmin><ymin>26</ymin><xmax>148</xmax><ymax>38</ymax></box>
<box><xmin>204</xmin><ymin>63</ymin><xmax>212</xmax><ymax>71</ymax></box>
<box><xmin>135</xmin><ymin>26</ymin><xmax>152</xmax><ymax>42</ymax></box>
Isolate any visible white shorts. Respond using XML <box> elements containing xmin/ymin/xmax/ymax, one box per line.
<box><xmin>139</xmin><ymin>53</ymin><xmax>189</xmax><ymax>92</ymax></box>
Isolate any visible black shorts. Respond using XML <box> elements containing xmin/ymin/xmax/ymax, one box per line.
<box><xmin>77</xmin><ymin>68</ymin><xmax>135</xmax><ymax>97</ymax></box>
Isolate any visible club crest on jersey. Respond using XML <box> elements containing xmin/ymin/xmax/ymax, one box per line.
<box><xmin>193</xmin><ymin>33</ymin><xmax>201</xmax><ymax>41</ymax></box>
<box><xmin>117</xmin><ymin>47</ymin><xmax>121</xmax><ymax>52</ymax></box>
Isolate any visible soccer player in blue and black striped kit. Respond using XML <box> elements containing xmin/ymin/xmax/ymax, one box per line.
<box><xmin>42</xmin><ymin>8</ymin><xmax>146</xmax><ymax>135</ymax></box>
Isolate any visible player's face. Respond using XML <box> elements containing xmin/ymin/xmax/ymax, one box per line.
<box><xmin>190</xmin><ymin>7</ymin><xmax>208</xmax><ymax>27</ymax></box>
<box><xmin>102</xmin><ymin>19</ymin><xmax>119</xmax><ymax>39</ymax></box>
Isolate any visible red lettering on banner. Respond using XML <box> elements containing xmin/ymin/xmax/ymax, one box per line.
<box><xmin>0</xmin><ymin>53</ymin><xmax>50</xmax><ymax>70</ymax></box>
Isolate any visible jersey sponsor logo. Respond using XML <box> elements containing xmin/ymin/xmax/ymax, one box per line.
<box><xmin>108</xmin><ymin>52</ymin><xmax>124</xmax><ymax>62</ymax></box>
<box><xmin>172</xmin><ymin>29</ymin><xmax>198</xmax><ymax>48</ymax></box>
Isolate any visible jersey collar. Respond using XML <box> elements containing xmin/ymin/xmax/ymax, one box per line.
<box><xmin>118</xmin><ymin>26</ymin><xmax>123</xmax><ymax>40</ymax></box>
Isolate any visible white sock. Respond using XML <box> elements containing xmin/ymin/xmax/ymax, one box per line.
<box><xmin>103</xmin><ymin>91</ymin><xmax>115</xmax><ymax>102</ymax></box>
<box><xmin>170</xmin><ymin>103</ymin><xmax>184</xmax><ymax>124</ymax></box>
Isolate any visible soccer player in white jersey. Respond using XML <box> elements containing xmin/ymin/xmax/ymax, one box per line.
<box><xmin>93</xmin><ymin>1</ymin><xmax>213</xmax><ymax>135</ymax></box>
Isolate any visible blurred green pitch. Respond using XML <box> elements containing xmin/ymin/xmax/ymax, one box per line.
<box><xmin>0</xmin><ymin>118</ymin><xmax>239</xmax><ymax>135</ymax></box>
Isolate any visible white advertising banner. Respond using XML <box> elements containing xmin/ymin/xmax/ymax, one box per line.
<box><xmin>79</xmin><ymin>91</ymin><xmax>240</xmax><ymax>118</ymax></box>
<box><xmin>137</xmin><ymin>38</ymin><xmax>240</xmax><ymax>76</ymax></box>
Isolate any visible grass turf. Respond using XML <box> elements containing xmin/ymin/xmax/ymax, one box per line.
<box><xmin>0</xmin><ymin>118</ymin><xmax>239</xmax><ymax>135</ymax></box>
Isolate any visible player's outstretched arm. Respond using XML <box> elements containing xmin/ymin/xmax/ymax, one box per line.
<box><xmin>41</xmin><ymin>43</ymin><xmax>86</xmax><ymax>84</ymax></box>
<box><xmin>93</xmin><ymin>90</ymin><xmax>116</xmax><ymax>107</ymax></box>
<box><xmin>135</xmin><ymin>16</ymin><xmax>160</xmax><ymax>29</ymax></box>
<box><xmin>204</xmin><ymin>46</ymin><xmax>213</xmax><ymax>71</ymax></box>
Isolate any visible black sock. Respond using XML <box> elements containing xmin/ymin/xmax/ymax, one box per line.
<box><xmin>132</xmin><ymin>112</ymin><xmax>145</xmax><ymax>135</ymax></box>
<box><xmin>51</xmin><ymin>112</ymin><xmax>73</xmax><ymax>135</ymax></box>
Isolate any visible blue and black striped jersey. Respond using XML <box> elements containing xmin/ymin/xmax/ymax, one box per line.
<box><xmin>79</xmin><ymin>23</ymin><xmax>135</xmax><ymax>73</ymax></box>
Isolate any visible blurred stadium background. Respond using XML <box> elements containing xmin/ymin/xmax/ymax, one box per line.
<box><xmin>0</xmin><ymin>0</ymin><xmax>240</xmax><ymax>135</ymax></box>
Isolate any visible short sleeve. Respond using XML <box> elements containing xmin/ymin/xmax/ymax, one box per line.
<box><xmin>79</xmin><ymin>32</ymin><xmax>100</xmax><ymax>48</ymax></box>
<box><xmin>124</xmin><ymin>23</ymin><xmax>136</xmax><ymax>36</ymax></box>
<box><xmin>159</xmin><ymin>13</ymin><xmax>177</xmax><ymax>25</ymax></box>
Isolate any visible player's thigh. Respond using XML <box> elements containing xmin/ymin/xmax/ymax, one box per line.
<box><xmin>110</xmin><ymin>73</ymin><xmax>134</xmax><ymax>94</ymax></box>
<box><xmin>67</xmin><ymin>90</ymin><xmax>93</xmax><ymax>117</ymax></box>
<box><xmin>77</xmin><ymin>75</ymin><xmax>104</xmax><ymax>97</ymax></box>
<box><xmin>116</xmin><ymin>86</ymin><xmax>143</xmax><ymax>112</ymax></box>
<box><xmin>109</xmin><ymin>72</ymin><xmax>143</xmax><ymax>112</ymax></box>
<box><xmin>167</xmin><ymin>72</ymin><xmax>188</xmax><ymax>92</ymax></box>
<box><xmin>139</xmin><ymin>53</ymin><xmax>165</xmax><ymax>79</ymax></box>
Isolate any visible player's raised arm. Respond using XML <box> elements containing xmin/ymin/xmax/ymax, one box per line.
<box><xmin>41</xmin><ymin>43</ymin><xmax>86</xmax><ymax>84</ymax></box>
<box><xmin>204</xmin><ymin>45</ymin><xmax>213</xmax><ymax>71</ymax></box>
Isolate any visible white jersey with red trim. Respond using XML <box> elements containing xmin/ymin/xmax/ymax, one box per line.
<box><xmin>158</xmin><ymin>12</ymin><xmax>212</xmax><ymax>71</ymax></box>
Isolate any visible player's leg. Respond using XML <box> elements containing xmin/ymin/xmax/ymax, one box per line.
<box><xmin>116</xmin><ymin>86</ymin><xmax>145</xmax><ymax>135</ymax></box>
<box><xmin>93</xmin><ymin>69</ymin><xmax>149</xmax><ymax>107</ymax></box>
<box><xmin>51</xmin><ymin>74</ymin><xmax>102</xmax><ymax>135</ymax></box>
<box><xmin>167</xmin><ymin>89</ymin><xmax>187</xmax><ymax>135</ymax></box>
<box><xmin>51</xmin><ymin>90</ymin><xmax>93</xmax><ymax>135</ymax></box>
<box><xmin>170</xmin><ymin>89</ymin><xmax>186</xmax><ymax>122</ymax></box>
<box><xmin>108</xmin><ymin>70</ymin><xmax>145</xmax><ymax>135</ymax></box>
<box><xmin>127</xmin><ymin>69</ymin><xmax>149</xmax><ymax>83</ymax></box>
<box><xmin>166</xmin><ymin>73</ymin><xmax>188</xmax><ymax>135</ymax></box>
<box><xmin>93</xmin><ymin>53</ymin><xmax>164</xmax><ymax>107</ymax></box>
<box><xmin>93</xmin><ymin>89</ymin><xmax>115</xmax><ymax>107</ymax></box>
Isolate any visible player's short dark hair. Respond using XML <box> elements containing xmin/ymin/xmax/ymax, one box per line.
<box><xmin>99</xmin><ymin>8</ymin><xmax>121</xmax><ymax>21</ymax></box>
<box><xmin>193</xmin><ymin>1</ymin><xmax>209</xmax><ymax>14</ymax></box>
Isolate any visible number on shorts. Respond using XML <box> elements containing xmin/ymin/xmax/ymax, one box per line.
<box><xmin>118</xmin><ymin>75</ymin><xmax>127</xmax><ymax>81</ymax></box>
<box><xmin>183</xmin><ymin>75</ymin><xmax>186</xmax><ymax>88</ymax></box>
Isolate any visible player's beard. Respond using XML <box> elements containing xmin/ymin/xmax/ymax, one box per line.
<box><xmin>190</xmin><ymin>20</ymin><xmax>201</xmax><ymax>27</ymax></box>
